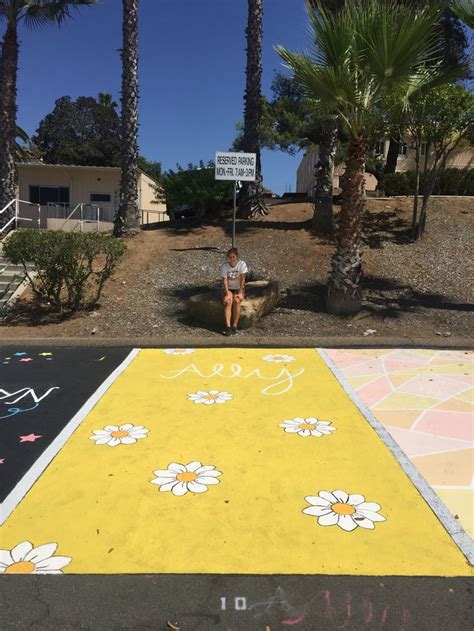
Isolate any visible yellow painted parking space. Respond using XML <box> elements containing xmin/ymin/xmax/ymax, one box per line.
<box><xmin>2</xmin><ymin>349</ymin><xmax>471</xmax><ymax>575</ymax></box>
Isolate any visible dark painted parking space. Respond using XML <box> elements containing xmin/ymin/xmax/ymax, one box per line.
<box><xmin>0</xmin><ymin>347</ymin><xmax>130</xmax><ymax>504</ymax></box>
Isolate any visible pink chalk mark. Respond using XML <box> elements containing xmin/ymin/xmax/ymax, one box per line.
<box><xmin>282</xmin><ymin>615</ymin><xmax>306</xmax><ymax>625</ymax></box>
<box><xmin>346</xmin><ymin>594</ymin><xmax>352</xmax><ymax>619</ymax></box>
<box><xmin>381</xmin><ymin>605</ymin><xmax>390</xmax><ymax>626</ymax></box>
<box><xmin>363</xmin><ymin>597</ymin><xmax>374</xmax><ymax>623</ymax></box>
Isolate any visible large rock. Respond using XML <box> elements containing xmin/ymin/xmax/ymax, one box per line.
<box><xmin>187</xmin><ymin>280</ymin><xmax>279</xmax><ymax>330</ymax></box>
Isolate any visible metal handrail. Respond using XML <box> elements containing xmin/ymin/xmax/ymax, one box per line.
<box><xmin>59</xmin><ymin>203</ymin><xmax>102</xmax><ymax>232</ymax></box>
<box><xmin>140</xmin><ymin>208</ymin><xmax>168</xmax><ymax>224</ymax></box>
<box><xmin>59</xmin><ymin>203</ymin><xmax>82</xmax><ymax>230</ymax></box>
<box><xmin>0</xmin><ymin>199</ymin><xmax>41</xmax><ymax>235</ymax></box>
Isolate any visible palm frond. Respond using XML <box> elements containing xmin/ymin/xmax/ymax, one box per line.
<box><xmin>22</xmin><ymin>0</ymin><xmax>97</xmax><ymax>29</ymax></box>
<box><xmin>451</xmin><ymin>0</ymin><xmax>474</xmax><ymax>29</ymax></box>
<box><xmin>352</xmin><ymin>2</ymin><xmax>442</xmax><ymax>86</ymax></box>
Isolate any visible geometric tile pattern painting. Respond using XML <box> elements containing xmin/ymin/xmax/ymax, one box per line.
<box><xmin>326</xmin><ymin>348</ymin><xmax>474</xmax><ymax>539</ymax></box>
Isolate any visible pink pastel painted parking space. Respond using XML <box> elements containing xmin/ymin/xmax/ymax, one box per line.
<box><xmin>326</xmin><ymin>348</ymin><xmax>474</xmax><ymax>539</ymax></box>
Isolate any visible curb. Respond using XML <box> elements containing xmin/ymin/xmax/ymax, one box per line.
<box><xmin>0</xmin><ymin>336</ymin><xmax>472</xmax><ymax>349</ymax></box>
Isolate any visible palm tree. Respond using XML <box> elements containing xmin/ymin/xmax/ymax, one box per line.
<box><xmin>277</xmin><ymin>0</ymin><xmax>441</xmax><ymax>314</ymax></box>
<box><xmin>113</xmin><ymin>0</ymin><xmax>140</xmax><ymax>237</ymax></box>
<box><xmin>0</xmin><ymin>0</ymin><xmax>96</xmax><ymax>222</ymax></box>
<box><xmin>237</xmin><ymin>0</ymin><xmax>268</xmax><ymax>219</ymax></box>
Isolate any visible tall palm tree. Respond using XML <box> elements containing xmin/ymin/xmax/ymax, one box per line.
<box><xmin>114</xmin><ymin>0</ymin><xmax>140</xmax><ymax>237</ymax></box>
<box><xmin>237</xmin><ymin>0</ymin><xmax>268</xmax><ymax>219</ymax></box>
<box><xmin>277</xmin><ymin>0</ymin><xmax>441</xmax><ymax>314</ymax></box>
<box><xmin>0</xmin><ymin>0</ymin><xmax>96</xmax><ymax>221</ymax></box>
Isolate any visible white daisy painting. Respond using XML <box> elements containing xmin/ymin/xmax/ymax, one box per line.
<box><xmin>0</xmin><ymin>541</ymin><xmax>71</xmax><ymax>574</ymax></box>
<box><xmin>262</xmin><ymin>353</ymin><xmax>295</xmax><ymax>363</ymax></box>
<box><xmin>279</xmin><ymin>417</ymin><xmax>336</xmax><ymax>437</ymax></box>
<box><xmin>89</xmin><ymin>423</ymin><xmax>149</xmax><ymax>447</ymax></box>
<box><xmin>163</xmin><ymin>348</ymin><xmax>195</xmax><ymax>355</ymax></box>
<box><xmin>303</xmin><ymin>490</ymin><xmax>386</xmax><ymax>532</ymax></box>
<box><xmin>188</xmin><ymin>390</ymin><xmax>233</xmax><ymax>405</ymax></box>
<box><xmin>151</xmin><ymin>461</ymin><xmax>222</xmax><ymax>496</ymax></box>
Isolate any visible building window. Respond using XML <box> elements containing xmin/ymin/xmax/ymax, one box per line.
<box><xmin>90</xmin><ymin>193</ymin><xmax>111</xmax><ymax>203</ymax></box>
<box><xmin>29</xmin><ymin>185</ymin><xmax>69</xmax><ymax>205</ymax></box>
<box><xmin>420</xmin><ymin>142</ymin><xmax>427</xmax><ymax>157</ymax></box>
<box><xmin>398</xmin><ymin>141</ymin><xmax>407</xmax><ymax>157</ymax></box>
<box><xmin>375</xmin><ymin>140</ymin><xmax>385</xmax><ymax>156</ymax></box>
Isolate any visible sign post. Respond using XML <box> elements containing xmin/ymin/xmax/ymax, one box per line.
<box><xmin>215</xmin><ymin>151</ymin><xmax>256</xmax><ymax>249</ymax></box>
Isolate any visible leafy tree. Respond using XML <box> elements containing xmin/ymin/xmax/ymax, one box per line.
<box><xmin>156</xmin><ymin>162</ymin><xmax>233</xmax><ymax>217</ymax></box>
<box><xmin>256</xmin><ymin>72</ymin><xmax>340</xmax><ymax>233</ymax></box>
<box><xmin>32</xmin><ymin>95</ymin><xmax>121</xmax><ymax>166</ymax></box>
<box><xmin>0</xmin><ymin>0</ymin><xmax>97</xmax><ymax>223</ymax></box>
<box><xmin>114</xmin><ymin>0</ymin><xmax>140</xmax><ymax>236</ymax></box>
<box><xmin>237</xmin><ymin>0</ymin><xmax>268</xmax><ymax>219</ymax></box>
<box><xmin>403</xmin><ymin>83</ymin><xmax>474</xmax><ymax>238</ymax></box>
<box><xmin>277</xmin><ymin>1</ymin><xmax>441</xmax><ymax>315</ymax></box>
<box><xmin>137</xmin><ymin>156</ymin><xmax>162</xmax><ymax>182</ymax></box>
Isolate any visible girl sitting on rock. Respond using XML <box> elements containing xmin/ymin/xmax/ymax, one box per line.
<box><xmin>220</xmin><ymin>247</ymin><xmax>248</xmax><ymax>336</ymax></box>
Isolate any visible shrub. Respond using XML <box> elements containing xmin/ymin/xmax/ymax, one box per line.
<box><xmin>383</xmin><ymin>172</ymin><xmax>412</xmax><ymax>196</ymax></box>
<box><xmin>434</xmin><ymin>168</ymin><xmax>474</xmax><ymax>196</ymax></box>
<box><xmin>382</xmin><ymin>168</ymin><xmax>474</xmax><ymax>196</ymax></box>
<box><xmin>3</xmin><ymin>229</ymin><xmax>126</xmax><ymax>312</ymax></box>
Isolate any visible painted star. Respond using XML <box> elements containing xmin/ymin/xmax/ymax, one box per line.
<box><xmin>20</xmin><ymin>358</ymin><xmax>33</xmax><ymax>363</ymax></box>
<box><xmin>38</xmin><ymin>352</ymin><xmax>53</xmax><ymax>357</ymax></box>
<box><xmin>13</xmin><ymin>352</ymin><xmax>27</xmax><ymax>356</ymax></box>
<box><xmin>19</xmin><ymin>434</ymin><xmax>42</xmax><ymax>443</ymax></box>
<box><xmin>0</xmin><ymin>459</ymin><xmax>5</xmax><ymax>464</ymax></box>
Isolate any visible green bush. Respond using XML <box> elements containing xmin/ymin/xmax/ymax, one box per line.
<box><xmin>3</xmin><ymin>229</ymin><xmax>126</xmax><ymax>312</ymax></box>
<box><xmin>434</xmin><ymin>168</ymin><xmax>474</xmax><ymax>195</ymax></box>
<box><xmin>383</xmin><ymin>172</ymin><xmax>412</xmax><ymax>196</ymax></box>
<box><xmin>382</xmin><ymin>168</ymin><xmax>474</xmax><ymax>196</ymax></box>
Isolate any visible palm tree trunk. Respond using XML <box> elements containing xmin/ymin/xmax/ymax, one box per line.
<box><xmin>237</xmin><ymin>0</ymin><xmax>268</xmax><ymax>219</ymax></box>
<box><xmin>114</xmin><ymin>0</ymin><xmax>140</xmax><ymax>237</ymax></box>
<box><xmin>0</xmin><ymin>22</ymin><xmax>19</xmax><ymax>225</ymax></box>
<box><xmin>312</xmin><ymin>118</ymin><xmax>337</xmax><ymax>234</ymax></box>
<box><xmin>327</xmin><ymin>135</ymin><xmax>366</xmax><ymax>314</ymax></box>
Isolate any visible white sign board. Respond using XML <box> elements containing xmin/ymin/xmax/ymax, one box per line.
<box><xmin>215</xmin><ymin>151</ymin><xmax>256</xmax><ymax>181</ymax></box>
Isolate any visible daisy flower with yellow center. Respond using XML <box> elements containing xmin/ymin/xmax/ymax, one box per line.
<box><xmin>262</xmin><ymin>354</ymin><xmax>295</xmax><ymax>363</ymax></box>
<box><xmin>150</xmin><ymin>461</ymin><xmax>222</xmax><ymax>496</ymax></box>
<box><xmin>0</xmin><ymin>541</ymin><xmax>71</xmax><ymax>574</ymax></box>
<box><xmin>279</xmin><ymin>417</ymin><xmax>336</xmax><ymax>437</ymax></box>
<box><xmin>303</xmin><ymin>490</ymin><xmax>386</xmax><ymax>531</ymax></box>
<box><xmin>163</xmin><ymin>348</ymin><xmax>195</xmax><ymax>355</ymax></box>
<box><xmin>89</xmin><ymin>423</ymin><xmax>149</xmax><ymax>447</ymax></box>
<box><xmin>188</xmin><ymin>390</ymin><xmax>233</xmax><ymax>405</ymax></box>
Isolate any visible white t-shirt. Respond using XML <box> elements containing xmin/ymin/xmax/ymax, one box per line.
<box><xmin>220</xmin><ymin>260</ymin><xmax>248</xmax><ymax>290</ymax></box>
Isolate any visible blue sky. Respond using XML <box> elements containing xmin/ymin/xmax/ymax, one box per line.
<box><xmin>15</xmin><ymin>0</ymin><xmax>309</xmax><ymax>195</ymax></box>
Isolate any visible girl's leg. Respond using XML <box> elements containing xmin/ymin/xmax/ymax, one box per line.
<box><xmin>232</xmin><ymin>294</ymin><xmax>243</xmax><ymax>328</ymax></box>
<box><xmin>223</xmin><ymin>293</ymin><xmax>233</xmax><ymax>328</ymax></box>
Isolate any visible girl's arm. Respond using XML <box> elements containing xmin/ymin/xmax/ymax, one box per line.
<box><xmin>238</xmin><ymin>273</ymin><xmax>246</xmax><ymax>295</ymax></box>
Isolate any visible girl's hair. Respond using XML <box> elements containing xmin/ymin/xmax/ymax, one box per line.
<box><xmin>227</xmin><ymin>247</ymin><xmax>239</xmax><ymax>256</ymax></box>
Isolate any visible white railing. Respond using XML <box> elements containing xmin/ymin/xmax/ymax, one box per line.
<box><xmin>59</xmin><ymin>203</ymin><xmax>103</xmax><ymax>232</ymax></box>
<box><xmin>140</xmin><ymin>208</ymin><xmax>168</xmax><ymax>224</ymax></box>
<box><xmin>0</xmin><ymin>199</ymin><xmax>41</xmax><ymax>236</ymax></box>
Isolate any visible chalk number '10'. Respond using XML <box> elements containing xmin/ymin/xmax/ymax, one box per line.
<box><xmin>221</xmin><ymin>597</ymin><xmax>247</xmax><ymax>611</ymax></box>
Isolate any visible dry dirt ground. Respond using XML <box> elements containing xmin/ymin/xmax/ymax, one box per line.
<box><xmin>1</xmin><ymin>197</ymin><xmax>473</xmax><ymax>341</ymax></box>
